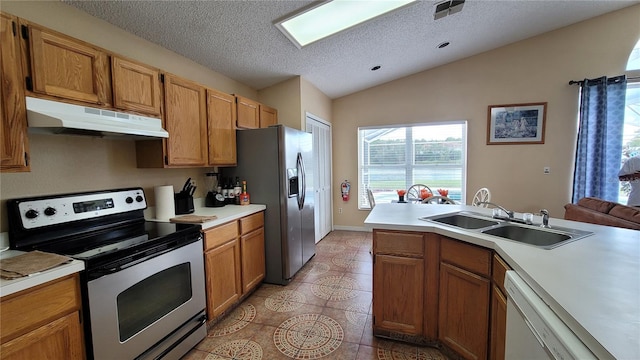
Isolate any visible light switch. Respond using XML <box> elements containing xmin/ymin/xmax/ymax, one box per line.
<box><xmin>543</xmin><ymin>167</ymin><xmax>551</xmax><ymax>174</ymax></box>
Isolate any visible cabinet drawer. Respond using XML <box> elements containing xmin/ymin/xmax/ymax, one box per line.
<box><xmin>492</xmin><ymin>254</ymin><xmax>510</xmax><ymax>294</ymax></box>
<box><xmin>1</xmin><ymin>274</ymin><xmax>81</xmax><ymax>342</ymax></box>
<box><xmin>240</xmin><ymin>212</ymin><xmax>264</xmax><ymax>235</ymax></box>
<box><xmin>440</xmin><ymin>237</ymin><xmax>491</xmax><ymax>277</ymax></box>
<box><xmin>374</xmin><ymin>230</ymin><xmax>424</xmax><ymax>257</ymax></box>
<box><xmin>204</xmin><ymin>221</ymin><xmax>239</xmax><ymax>250</ymax></box>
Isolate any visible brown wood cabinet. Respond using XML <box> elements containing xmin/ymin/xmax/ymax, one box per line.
<box><xmin>1</xmin><ymin>12</ymin><xmax>29</xmax><ymax>172</ymax></box>
<box><xmin>136</xmin><ymin>73</ymin><xmax>210</xmax><ymax>167</ymax></box>
<box><xmin>235</xmin><ymin>95</ymin><xmax>260</xmax><ymax>129</ymax></box>
<box><xmin>204</xmin><ymin>222</ymin><xmax>242</xmax><ymax>319</ymax></box>
<box><xmin>259</xmin><ymin>104</ymin><xmax>277</xmax><ymax>128</ymax></box>
<box><xmin>372</xmin><ymin>230</ymin><xmax>425</xmax><ymax>335</ymax></box>
<box><xmin>203</xmin><ymin>212</ymin><xmax>265</xmax><ymax>320</ymax></box>
<box><xmin>438</xmin><ymin>237</ymin><xmax>491</xmax><ymax>360</ymax></box>
<box><xmin>111</xmin><ymin>56</ymin><xmax>162</xmax><ymax>116</ymax></box>
<box><xmin>239</xmin><ymin>212</ymin><xmax>266</xmax><ymax>292</ymax></box>
<box><xmin>207</xmin><ymin>88</ymin><xmax>237</xmax><ymax>166</ymax></box>
<box><xmin>20</xmin><ymin>20</ymin><xmax>111</xmax><ymax>106</ymax></box>
<box><xmin>0</xmin><ymin>274</ymin><xmax>85</xmax><ymax>360</ymax></box>
<box><xmin>490</xmin><ymin>254</ymin><xmax>510</xmax><ymax>360</ymax></box>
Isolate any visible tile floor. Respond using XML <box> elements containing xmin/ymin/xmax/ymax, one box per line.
<box><xmin>183</xmin><ymin>230</ymin><xmax>448</xmax><ymax>360</ymax></box>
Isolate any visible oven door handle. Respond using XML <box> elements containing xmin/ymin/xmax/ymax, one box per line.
<box><xmin>88</xmin><ymin>239</ymin><xmax>188</xmax><ymax>280</ymax></box>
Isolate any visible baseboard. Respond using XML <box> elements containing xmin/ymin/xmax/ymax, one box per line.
<box><xmin>332</xmin><ymin>225</ymin><xmax>371</xmax><ymax>232</ymax></box>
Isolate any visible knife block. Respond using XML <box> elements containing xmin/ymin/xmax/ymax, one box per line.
<box><xmin>174</xmin><ymin>193</ymin><xmax>194</xmax><ymax>215</ymax></box>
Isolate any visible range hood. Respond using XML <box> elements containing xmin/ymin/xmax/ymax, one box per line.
<box><xmin>26</xmin><ymin>97</ymin><xmax>169</xmax><ymax>139</ymax></box>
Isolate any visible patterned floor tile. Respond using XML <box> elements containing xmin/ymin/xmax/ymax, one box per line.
<box><xmin>189</xmin><ymin>230</ymin><xmax>449</xmax><ymax>360</ymax></box>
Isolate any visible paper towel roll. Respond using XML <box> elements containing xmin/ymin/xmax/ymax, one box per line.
<box><xmin>155</xmin><ymin>185</ymin><xmax>175</xmax><ymax>220</ymax></box>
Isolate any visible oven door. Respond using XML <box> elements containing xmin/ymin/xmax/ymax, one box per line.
<box><xmin>87</xmin><ymin>239</ymin><xmax>206</xmax><ymax>360</ymax></box>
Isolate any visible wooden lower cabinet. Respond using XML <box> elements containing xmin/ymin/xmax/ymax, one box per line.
<box><xmin>490</xmin><ymin>285</ymin><xmax>507</xmax><ymax>360</ymax></box>
<box><xmin>241</xmin><ymin>227</ymin><xmax>265</xmax><ymax>293</ymax></box>
<box><xmin>372</xmin><ymin>230</ymin><xmax>425</xmax><ymax>336</ymax></box>
<box><xmin>490</xmin><ymin>254</ymin><xmax>510</xmax><ymax>360</ymax></box>
<box><xmin>203</xmin><ymin>212</ymin><xmax>265</xmax><ymax>321</ymax></box>
<box><xmin>439</xmin><ymin>237</ymin><xmax>491</xmax><ymax>360</ymax></box>
<box><xmin>205</xmin><ymin>237</ymin><xmax>242</xmax><ymax>318</ymax></box>
<box><xmin>438</xmin><ymin>262</ymin><xmax>490</xmax><ymax>360</ymax></box>
<box><xmin>0</xmin><ymin>274</ymin><xmax>85</xmax><ymax>360</ymax></box>
<box><xmin>1</xmin><ymin>312</ymin><xmax>84</xmax><ymax>360</ymax></box>
<box><xmin>372</xmin><ymin>231</ymin><xmax>509</xmax><ymax>360</ymax></box>
<box><xmin>373</xmin><ymin>254</ymin><xmax>424</xmax><ymax>334</ymax></box>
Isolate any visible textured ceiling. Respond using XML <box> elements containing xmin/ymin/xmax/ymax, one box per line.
<box><xmin>64</xmin><ymin>0</ymin><xmax>638</xmax><ymax>99</ymax></box>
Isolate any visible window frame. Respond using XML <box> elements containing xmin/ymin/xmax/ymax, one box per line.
<box><xmin>357</xmin><ymin>121</ymin><xmax>468</xmax><ymax>210</ymax></box>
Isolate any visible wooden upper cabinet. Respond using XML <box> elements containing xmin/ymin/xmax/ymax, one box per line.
<box><xmin>259</xmin><ymin>104</ymin><xmax>277</xmax><ymax>128</ymax></box>
<box><xmin>112</xmin><ymin>56</ymin><xmax>161</xmax><ymax>116</ymax></box>
<box><xmin>235</xmin><ymin>95</ymin><xmax>259</xmax><ymax>129</ymax></box>
<box><xmin>163</xmin><ymin>74</ymin><xmax>207</xmax><ymax>166</ymax></box>
<box><xmin>1</xmin><ymin>13</ymin><xmax>29</xmax><ymax>172</ymax></box>
<box><xmin>21</xmin><ymin>20</ymin><xmax>111</xmax><ymax>106</ymax></box>
<box><xmin>207</xmin><ymin>89</ymin><xmax>237</xmax><ymax>166</ymax></box>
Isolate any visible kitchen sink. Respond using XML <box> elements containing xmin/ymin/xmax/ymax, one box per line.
<box><xmin>421</xmin><ymin>211</ymin><xmax>593</xmax><ymax>249</ymax></box>
<box><xmin>423</xmin><ymin>213</ymin><xmax>500</xmax><ymax>229</ymax></box>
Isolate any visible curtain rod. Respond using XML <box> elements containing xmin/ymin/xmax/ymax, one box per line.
<box><xmin>569</xmin><ymin>75</ymin><xmax>639</xmax><ymax>86</ymax></box>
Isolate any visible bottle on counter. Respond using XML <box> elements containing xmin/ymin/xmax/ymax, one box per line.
<box><xmin>240</xmin><ymin>180</ymin><xmax>250</xmax><ymax>205</ymax></box>
<box><xmin>234</xmin><ymin>177</ymin><xmax>242</xmax><ymax>205</ymax></box>
<box><xmin>227</xmin><ymin>177</ymin><xmax>236</xmax><ymax>204</ymax></box>
<box><xmin>221</xmin><ymin>177</ymin><xmax>229</xmax><ymax>201</ymax></box>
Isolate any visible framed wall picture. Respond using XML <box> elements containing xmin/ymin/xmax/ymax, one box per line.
<box><xmin>487</xmin><ymin>102</ymin><xmax>547</xmax><ymax>145</ymax></box>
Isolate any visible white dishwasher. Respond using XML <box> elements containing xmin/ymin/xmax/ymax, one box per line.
<box><xmin>504</xmin><ymin>271</ymin><xmax>596</xmax><ymax>360</ymax></box>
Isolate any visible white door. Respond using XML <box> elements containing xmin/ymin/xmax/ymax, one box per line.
<box><xmin>306</xmin><ymin>113</ymin><xmax>332</xmax><ymax>243</ymax></box>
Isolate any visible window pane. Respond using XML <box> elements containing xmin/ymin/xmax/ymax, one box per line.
<box><xmin>619</xmin><ymin>80</ymin><xmax>640</xmax><ymax>205</ymax></box>
<box><xmin>359</xmin><ymin>122</ymin><xmax>466</xmax><ymax>208</ymax></box>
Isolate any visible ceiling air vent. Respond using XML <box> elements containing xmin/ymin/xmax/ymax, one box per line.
<box><xmin>434</xmin><ymin>0</ymin><xmax>465</xmax><ymax>20</ymax></box>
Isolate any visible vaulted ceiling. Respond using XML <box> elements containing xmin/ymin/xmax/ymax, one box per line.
<box><xmin>65</xmin><ymin>0</ymin><xmax>638</xmax><ymax>99</ymax></box>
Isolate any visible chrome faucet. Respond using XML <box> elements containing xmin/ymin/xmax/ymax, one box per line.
<box><xmin>478</xmin><ymin>202</ymin><xmax>514</xmax><ymax>219</ymax></box>
<box><xmin>539</xmin><ymin>209</ymin><xmax>550</xmax><ymax>228</ymax></box>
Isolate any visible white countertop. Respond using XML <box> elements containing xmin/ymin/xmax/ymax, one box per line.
<box><xmin>146</xmin><ymin>201</ymin><xmax>266</xmax><ymax>229</ymax></box>
<box><xmin>0</xmin><ymin>249</ymin><xmax>85</xmax><ymax>298</ymax></box>
<box><xmin>365</xmin><ymin>203</ymin><xmax>640</xmax><ymax>360</ymax></box>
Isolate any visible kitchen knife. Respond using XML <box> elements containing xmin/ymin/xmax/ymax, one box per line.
<box><xmin>182</xmin><ymin>178</ymin><xmax>192</xmax><ymax>193</ymax></box>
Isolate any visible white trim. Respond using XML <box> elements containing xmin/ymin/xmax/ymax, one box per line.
<box><xmin>332</xmin><ymin>225</ymin><xmax>371</xmax><ymax>232</ymax></box>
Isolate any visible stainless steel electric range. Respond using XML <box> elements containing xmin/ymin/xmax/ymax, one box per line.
<box><xmin>7</xmin><ymin>188</ymin><xmax>206</xmax><ymax>360</ymax></box>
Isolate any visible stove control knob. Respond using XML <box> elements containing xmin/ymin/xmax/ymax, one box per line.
<box><xmin>25</xmin><ymin>209</ymin><xmax>39</xmax><ymax>219</ymax></box>
<box><xmin>44</xmin><ymin>207</ymin><xmax>57</xmax><ymax>216</ymax></box>
<box><xmin>136</xmin><ymin>195</ymin><xmax>144</xmax><ymax>203</ymax></box>
<box><xmin>126</xmin><ymin>197</ymin><xmax>134</xmax><ymax>204</ymax></box>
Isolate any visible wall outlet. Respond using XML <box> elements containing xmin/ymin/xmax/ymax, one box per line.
<box><xmin>338</xmin><ymin>208</ymin><xmax>343</xmax><ymax>214</ymax></box>
<box><xmin>543</xmin><ymin>167</ymin><xmax>551</xmax><ymax>174</ymax></box>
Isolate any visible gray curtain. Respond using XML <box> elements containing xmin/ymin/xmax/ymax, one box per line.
<box><xmin>572</xmin><ymin>75</ymin><xmax>627</xmax><ymax>203</ymax></box>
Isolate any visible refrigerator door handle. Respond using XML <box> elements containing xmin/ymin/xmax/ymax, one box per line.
<box><xmin>297</xmin><ymin>152</ymin><xmax>305</xmax><ymax>210</ymax></box>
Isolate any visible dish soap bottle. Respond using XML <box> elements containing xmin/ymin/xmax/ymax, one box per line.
<box><xmin>240</xmin><ymin>180</ymin><xmax>250</xmax><ymax>205</ymax></box>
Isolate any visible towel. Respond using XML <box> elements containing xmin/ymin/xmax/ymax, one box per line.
<box><xmin>0</xmin><ymin>251</ymin><xmax>72</xmax><ymax>279</ymax></box>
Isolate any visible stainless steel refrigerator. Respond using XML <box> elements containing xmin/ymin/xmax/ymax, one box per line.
<box><xmin>223</xmin><ymin>125</ymin><xmax>315</xmax><ymax>285</ymax></box>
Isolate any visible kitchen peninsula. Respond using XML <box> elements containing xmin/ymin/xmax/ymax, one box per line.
<box><xmin>365</xmin><ymin>203</ymin><xmax>639</xmax><ymax>360</ymax></box>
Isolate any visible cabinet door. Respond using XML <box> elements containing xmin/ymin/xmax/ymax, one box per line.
<box><xmin>259</xmin><ymin>104</ymin><xmax>277</xmax><ymax>128</ymax></box>
<box><xmin>439</xmin><ymin>262</ymin><xmax>490</xmax><ymax>360</ymax></box>
<box><xmin>24</xmin><ymin>22</ymin><xmax>110</xmax><ymax>105</ymax></box>
<box><xmin>112</xmin><ymin>56</ymin><xmax>161</xmax><ymax>116</ymax></box>
<box><xmin>236</xmin><ymin>96</ymin><xmax>259</xmax><ymax>129</ymax></box>
<box><xmin>164</xmin><ymin>74</ymin><xmax>207</xmax><ymax>166</ymax></box>
<box><xmin>0</xmin><ymin>311</ymin><xmax>84</xmax><ymax>360</ymax></box>
<box><xmin>373</xmin><ymin>254</ymin><xmax>424</xmax><ymax>335</ymax></box>
<box><xmin>205</xmin><ymin>239</ymin><xmax>241</xmax><ymax>318</ymax></box>
<box><xmin>490</xmin><ymin>285</ymin><xmax>507</xmax><ymax>360</ymax></box>
<box><xmin>1</xmin><ymin>13</ymin><xmax>29</xmax><ymax>172</ymax></box>
<box><xmin>207</xmin><ymin>89</ymin><xmax>237</xmax><ymax>166</ymax></box>
<box><xmin>240</xmin><ymin>227</ymin><xmax>265</xmax><ymax>293</ymax></box>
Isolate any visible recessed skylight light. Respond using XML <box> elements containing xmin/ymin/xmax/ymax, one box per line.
<box><xmin>275</xmin><ymin>0</ymin><xmax>418</xmax><ymax>49</ymax></box>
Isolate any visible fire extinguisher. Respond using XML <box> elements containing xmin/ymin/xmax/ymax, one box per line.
<box><xmin>341</xmin><ymin>180</ymin><xmax>351</xmax><ymax>201</ymax></box>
